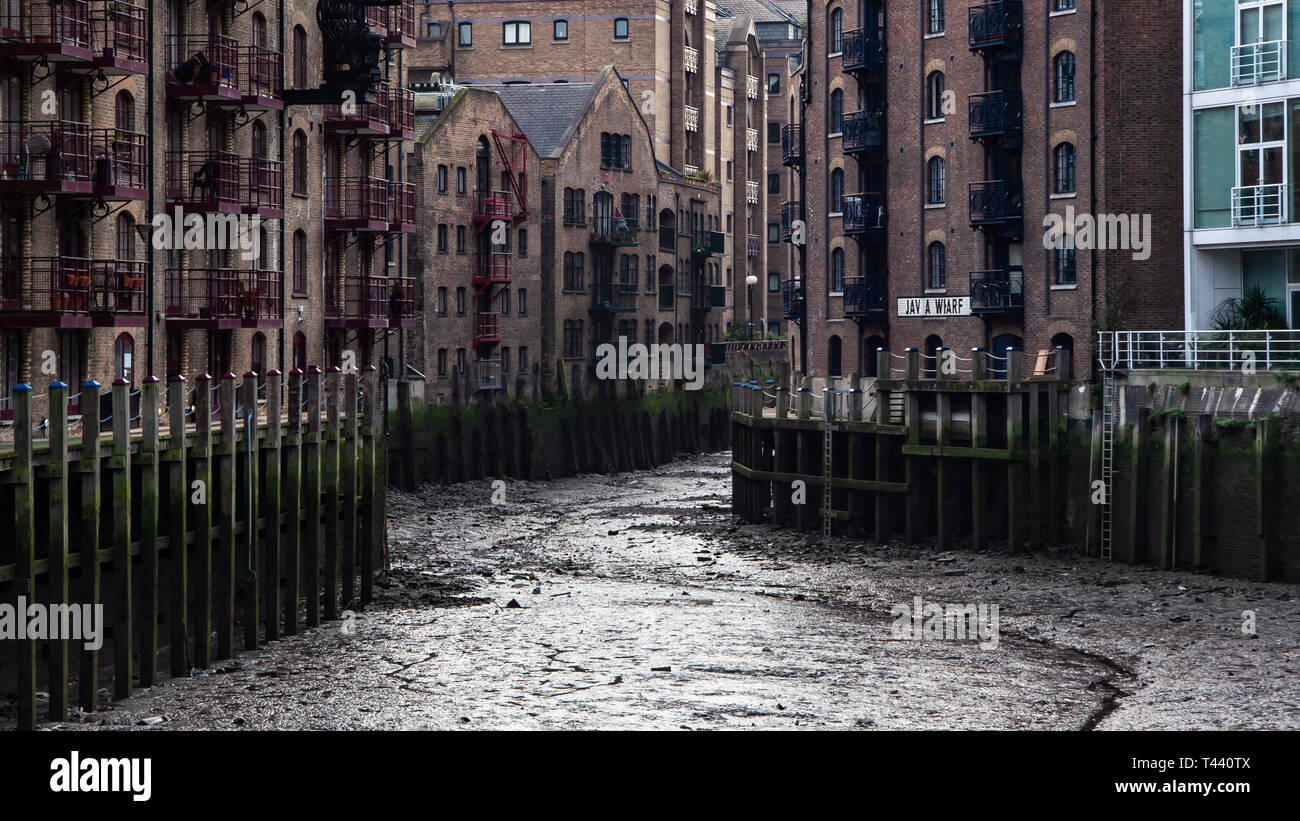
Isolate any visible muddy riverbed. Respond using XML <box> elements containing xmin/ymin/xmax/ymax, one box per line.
<box><xmin>49</xmin><ymin>452</ymin><xmax>1300</xmax><ymax>730</ymax></box>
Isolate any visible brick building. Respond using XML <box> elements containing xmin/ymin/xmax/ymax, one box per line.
<box><xmin>784</xmin><ymin>0</ymin><xmax>1183</xmax><ymax>383</ymax></box>
<box><xmin>0</xmin><ymin>1</ymin><xmax>418</xmax><ymax>420</ymax></box>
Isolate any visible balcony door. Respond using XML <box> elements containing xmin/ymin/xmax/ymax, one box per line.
<box><xmin>593</xmin><ymin>191</ymin><xmax>614</xmax><ymax>238</ymax></box>
<box><xmin>1237</xmin><ymin>102</ymin><xmax>1286</xmax><ymax>224</ymax></box>
<box><xmin>1237</xmin><ymin>1</ymin><xmax>1286</xmax><ymax>83</ymax></box>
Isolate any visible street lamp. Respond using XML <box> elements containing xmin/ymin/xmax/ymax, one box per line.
<box><xmin>745</xmin><ymin>274</ymin><xmax>758</xmax><ymax>340</ymax></box>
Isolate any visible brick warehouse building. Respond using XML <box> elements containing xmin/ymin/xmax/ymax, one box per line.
<box><xmin>406</xmin><ymin>0</ymin><xmax>771</xmax><ymax>343</ymax></box>
<box><xmin>784</xmin><ymin>0</ymin><xmax>1183</xmax><ymax>383</ymax></box>
<box><xmin>0</xmin><ymin>0</ymin><xmax>418</xmax><ymax>419</ymax></box>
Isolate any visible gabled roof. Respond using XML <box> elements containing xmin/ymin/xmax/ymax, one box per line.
<box><xmin>473</xmin><ymin>76</ymin><xmax>606</xmax><ymax>159</ymax></box>
<box><xmin>717</xmin><ymin>0</ymin><xmax>801</xmax><ymax>25</ymax></box>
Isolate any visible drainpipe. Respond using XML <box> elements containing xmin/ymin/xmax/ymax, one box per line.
<box><xmin>1089</xmin><ymin>0</ymin><xmax>1098</xmax><ymax>376</ymax></box>
<box><xmin>448</xmin><ymin>1</ymin><xmax>456</xmax><ymax>82</ymax></box>
<box><xmin>146</xmin><ymin>0</ymin><xmax>155</xmax><ymax>376</ymax></box>
<box><xmin>279</xmin><ymin>0</ymin><xmax>287</xmax><ymax>371</ymax></box>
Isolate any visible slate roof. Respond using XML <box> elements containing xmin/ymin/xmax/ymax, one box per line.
<box><xmin>472</xmin><ymin>80</ymin><xmax>600</xmax><ymax>159</ymax></box>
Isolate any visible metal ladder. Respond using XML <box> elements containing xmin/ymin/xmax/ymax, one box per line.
<box><xmin>1097</xmin><ymin>333</ymin><xmax>1122</xmax><ymax>561</ymax></box>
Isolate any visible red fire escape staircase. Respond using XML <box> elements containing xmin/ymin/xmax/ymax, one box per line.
<box><xmin>470</xmin><ymin>130</ymin><xmax>527</xmax><ymax>352</ymax></box>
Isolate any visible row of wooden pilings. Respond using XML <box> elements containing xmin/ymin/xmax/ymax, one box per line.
<box><xmin>731</xmin><ymin>347</ymin><xmax>1070</xmax><ymax>550</ymax></box>
<box><xmin>2</xmin><ymin>366</ymin><xmax>386</xmax><ymax>731</ymax></box>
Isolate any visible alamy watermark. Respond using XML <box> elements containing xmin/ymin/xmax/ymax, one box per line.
<box><xmin>891</xmin><ymin>596</ymin><xmax>1000</xmax><ymax>650</ymax></box>
<box><xmin>1043</xmin><ymin>206</ymin><xmax>1151</xmax><ymax>261</ymax></box>
<box><xmin>0</xmin><ymin>597</ymin><xmax>103</xmax><ymax>651</ymax></box>
<box><xmin>150</xmin><ymin>207</ymin><xmax>262</xmax><ymax>262</ymax></box>
<box><xmin>594</xmin><ymin>336</ymin><xmax>706</xmax><ymax>390</ymax></box>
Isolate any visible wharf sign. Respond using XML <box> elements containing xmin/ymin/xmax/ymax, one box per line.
<box><xmin>897</xmin><ymin>296</ymin><xmax>971</xmax><ymax>318</ymax></box>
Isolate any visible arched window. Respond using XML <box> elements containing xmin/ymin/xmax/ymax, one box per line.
<box><xmin>252</xmin><ymin>12</ymin><xmax>267</xmax><ymax>48</ymax></box>
<box><xmin>829</xmin><ymin>8</ymin><xmax>843</xmax><ymax>53</ymax></box>
<box><xmin>927</xmin><ymin>156</ymin><xmax>946</xmax><ymax>204</ymax></box>
<box><xmin>927</xmin><ymin>242</ymin><xmax>946</xmax><ymax>290</ymax></box>
<box><xmin>923</xmin><ymin>335</ymin><xmax>943</xmax><ymax>379</ymax></box>
<box><xmin>1054</xmin><ymin>51</ymin><xmax>1076</xmax><ymax>103</ymax></box>
<box><xmin>1054</xmin><ymin>143</ymin><xmax>1076</xmax><ymax>193</ymax></box>
<box><xmin>114</xmin><ymin>90</ymin><xmax>134</xmax><ymax>131</ymax></box>
<box><xmin>251</xmin><ymin>332</ymin><xmax>266</xmax><ymax>377</ymax></box>
<box><xmin>114</xmin><ymin>333</ymin><xmax>134</xmax><ymax>385</ymax></box>
<box><xmin>251</xmin><ymin>120</ymin><xmax>266</xmax><ymax>159</ymax></box>
<box><xmin>926</xmin><ymin>71</ymin><xmax>945</xmax><ymax>120</ymax></box>
<box><xmin>1054</xmin><ymin>232</ymin><xmax>1077</xmax><ymax>285</ymax></box>
<box><xmin>829</xmin><ymin>88</ymin><xmax>843</xmax><ymax>134</ymax></box>
<box><xmin>292</xmin><ymin>332</ymin><xmax>307</xmax><ymax>372</ymax></box>
<box><xmin>116</xmin><ymin>213</ymin><xmax>137</xmax><ymax>260</ymax></box>
<box><xmin>292</xmin><ymin>130</ymin><xmax>307</xmax><ymax>194</ymax></box>
<box><xmin>292</xmin><ymin>229</ymin><xmax>307</xmax><ymax>295</ymax></box>
<box><xmin>830</xmin><ymin>168</ymin><xmax>844</xmax><ymax>213</ymax></box>
<box><xmin>828</xmin><ymin>335</ymin><xmax>842</xmax><ymax>377</ymax></box>
<box><xmin>831</xmin><ymin>247</ymin><xmax>845</xmax><ymax>292</ymax></box>
<box><xmin>293</xmin><ymin>25</ymin><xmax>307</xmax><ymax>88</ymax></box>
<box><xmin>1051</xmin><ymin>333</ymin><xmax>1075</xmax><ymax>380</ymax></box>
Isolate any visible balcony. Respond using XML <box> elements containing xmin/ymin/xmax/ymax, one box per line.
<box><xmin>780</xmin><ymin>201</ymin><xmax>801</xmax><ymax>242</ymax></box>
<box><xmin>0</xmin><ymin>0</ymin><xmax>92</xmax><ymax>63</ymax></box>
<box><xmin>241</xmin><ymin>44</ymin><xmax>284</xmax><ymax>110</ymax></box>
<box><xmin>325</xmin><ymin>176</ymin><xmax>390</xmax><ymax>232</ymax></box>
<box><xmin>658</xmin><ymin>284</ymin><xmax>675</xmax><ymax>311</ymax></box>
<box><xmin>844</xmin><ymin>274</ymin><xmax>887</xmax><ymax>318</ymax></box>
<box><xmin>968</xmin><ymin>180</ymin><xmax>1024</xmax><ymax>232</ymax></box>
<box><xmin>590</xmin><ymin>217</ymin><xmax>638</xmax><ymax>247</ymax></box>
<box><xmin>693</xmin><ymin>230</ymin><xmax>725</xmax><ymax>257</ymax></box>
<box><xmin>969</xmin><ymin>268</ymin><xmax>1024</xmax><ymax>315</ymax></box>
<box><xmin>747</xmin><ymin>234</ymin><xmax>760</xmax><ymax>257</ymax></box>
<box><xmin>683</xmin><ymin>163</ymin><xmax>700</xmax><ymax>177</ymax></box>
<box><xmin>781</xmin><ymin>278</ymin><xmax>804</xmax><ymax>320</ymax></box>
<box><xmin>364</xmin><ymin>6</ymin><xmax>388</xmax><ymax>38</ymax></box>
<box><xmin>746</xmin><ymin>180</ymin><xmax>759</xmax><ymax>204</ymax></box>
<box><xmin>474</xmin><ymin>189</ymin><xmax>514</xmax><ymax>224</ymax></box>
<box><xmin>684</xmin><ymin>45</ymin><xmax>699</xmax><ymax>74</ymax></box>
<box><xmin>324</xmin><ymin>82</ymin><xmax>391</xmax><ymax>137</ymax></box>
<box><xmin>684</xmin><ymin>0</ymin><xmax>697</xmax><ymax>15</ymax></box>
<box><xmin>473</xmin><ymin>252</ymin><xmax>512</xmax><ymax>287</ymax></box>
<box><xmin>691</xmin><ymin>284</ymin><xmax>726</xmax><ymax>312</ymax></box>
<box><xmin>166</xmin><ymin>150</ymin><xmax>241</xmax><ymax>214</ymax></box>
<box><xmin>1232</xmin><ymin>40</ymin><xmax>1286</xmax><ymax>86</ymax></box>
<box><xmin>389</xmin><ymin>277</ymin><xmax>416</xmax><ymax>326</ymax></box>
<box><xmin>684</xmin><ymin>104</ymin><xmax>699</xmax><ymax>133</ymax></box>
<box><xmin>968</xmin><ymin>2</ymin><xmax>1024</xmax><ymax>55</ymax></box>
<box><xmin>0</xmin><ymin>257</ymin><xmax>146</xmax><ymax>329</ymax></box>
<box><xmin>968</xmin><ymin>90</ymin><xmax>1023</xmax><ymax>142</ymax></box>
<box><xmin>324</xmin><ymin>275</ymin><xmax>390</xmax><ymax>329</ymax></box>
<box><xmin>842</xmin><ymin>26</ymin><xmax>885</xmax><ymax>75</ymax></box>
<box><xmin>244</xmin><ymin>157</ymin><xmax>283</xmax><ymax>218</ymax></box>
<box><xmin>841</xmin><ymin>110</ymin><xmax>884</xmax><ymax>156</ymax></box>
<box><xmin>748</xmin><ymin>75</ymin><xmax>760</xmax><ymax>100</ymax></box>
<box><xmin>388</xmin><ymin>181</ymin><xmax>416</xmax><ymax>232</ymax></box>
<box><xmin>747</xmin><ymin>127</ymin><xmax>759</xmax><ymax>152</ymax></box>
<box><xmin>781</xmin><ymin>123</ymin><xmax>803</xmax><ymax>167</ymax></box>
<box><xmin>842</xmin><ymin>192</ymin><xmax>885</xmax><ymax>235</ymax></box>
<box><xmin>382</xmin><ymin>1</ymin><xmax>416</xmax><ymax>49</ymax></box>
<box><xmin>473</xmin><ymin>359</ymin><xmax>504</xmax><ymax>391</ymax></box>
<box><xmin>165</xmin><ymin>35</ymin><xmax>241</xmax><ymax>104</ymax></box>
<box><xmin>388</xmin><ymin>85</ymin><xmax>416</xmax><ymax>140</ymax></box>
<box><xmin>659</xmin><ymin>225</ymin><xmax>676</xmax><ymax>252</ymax></box>
<box><xmin>589</xmin><ymin>282</ymin><xmax>638</xmax><ymax>313</ymax></box>
<box><xmin>1232</xmin><ymin>184</ymin><xmax>1287</xmax><ymax>227</ymax></box>
<box><xmin>0</xmin><ymin>121</ymin><xmax>149</xmax><ymax>199</ymax></box>
<box><xmin>165</xmin><ymin>267</ymin><xmax>282</xmax><ymax>329</ymax></box>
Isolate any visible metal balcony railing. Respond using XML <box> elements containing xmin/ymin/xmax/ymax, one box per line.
<box><xmin>683</xmin><ymin>163</ymin><xmax>700</xmax><ymax>177</ymax></box>
<box><xmin>1232</xmin><ymin>183</ymin><xmax>1287</xmax><ymax>226</ymax></box>
<box><xmin>324</xmin><ymin>176</ymin><xmax>390</xmax><ymax>227</ymax></box>
<box><xmin>968</xmin><ymin>180</ymin><xmax>1024</xmax><ymax>227</ymax></box>
<box><xmin>684</xmin><ymin>0</ymin><xmax>697</xmax><ymax>15</ymax></box>
<box><xmin>241</xmin><ymin>44</ymin><xmax>283</xmax><ymax>107</ymax></box>
<box><xmin>968</xmin><ymin>90</ymin><xmax>1024</xmax><ymax>140</ymax></box>
<box><xmin>780</xmin><ymin>201</ymin><xmax>801</xmax><ymax>242</ymax></box>
<box><xmin>968</xmin><ymin>2</ymin><xmax>1024</xmax><ymax>52</ymax></box>
<box><xmin>2</xmin><ymin>257</ymin><xmax>93</xmax><ymax>314</ymax></box>
<box><xmin>325</xmin><ymin>275</ymin><xmax>390</xmax><ymax>324</ymax></box>
<box><xmin>89</xmin><ymin>128</ymin><xmax>147</xmax><ymax>194</ymax></box>
<box><xmin>693</xmin><ymin>230</ymin><xmax>725</xmax><ymax>256</ymax></box>
<box><xmin>684</xmin><ymin>104</ymin><xmax>699</xmax><ymax>133</ymax></box>
<box><xmin>165</xmin><ymin>268</ymin><xmax>281</xmax><ymax>323</ymax></box>
<box><xmin>781</xmin><ymin>278</ymin><xmax>804</xmax><ymax>320</ymax></box>
<box><xmin>844</xmin><ymin>274</ymin><xmax>887</xmax><ymax>317</ymax></box>
<box><xmin>842</xmin><ymin>110</ymin><xmax>884</xmax><ymax>154</ymax></box>
<box><xmin>388</xmin><ymin>85</ymin><xmax>415</xmax><ymax>136</ymax></box>
<box><xmin>590</xmin><ymin>282</ymin><xmax>638</xmax><ymax>312</ymax></box>
<box><xmin>90</xmin><ymin>259</ymin><xmax>148</xmax><ymax>316</ymax></box>
<box><xmin>746</xmin><ymin>180</ymin><xmax>759</xmax><ymax>204</ymax></box>
<box><xmin>473</xmin><ymin>252</ymin><xmax>512</xmax><ymax>285</ymax></box>
<box><xmin>324</xmin><ymin>81</ymin><xmax>391</xmax><ymax>133</ymax></box>
<box><xmin>1099</xmin><ymin>329</ymin><xmax>1300</xmax><ymax>372</ymax></box>
<box><xmin>388</xmin><ymin>180</ymin><xmax>416</xmax><ymax>228</ymax></box>
<box><xmin>842</xmin><ymin>27</ymin><xmax>885</xmax><ymax>73</ymax></box>
<box><xmin>364</xmin><ymin>6</ymin><xmax>388</xmax><ymax>37</ymax></box>
<box><xmin>590</xmin><ymin>217</ymin><xmax>637</xmax><ymax>246</ymax></box>
<box><xmin>166</xmin><ymin>34</ymin><xmax>240</xmax><ymax>100</ymax></box>
<box><xmin>0</xmin><ymin>0</ymin><xmax>91</xmax><ymax>57</ymax></box>
<box><xmin>1232</xmin><ymin>40</ymin><xmax>1286</xmax><ymax>86</ymax></box>
<box><xmin>781</xmin><ymin>123</ymin><xmax>803</xmax><ymax>167</ymax></box>
<box><xmin>969</xmin><ymin>268</ymin><xmax>1024</xmax><ymax>314</ymax></box>
<box><xmin>691</xmin><ymin>284</ymin><xmax>726</xmax><ymax>312</ymax></box>
<box><xmin>842</xmin><ymin>193</ymin><xmax>885</xmax><ymax>233</ymax></box>
<box><xmin>474</xmin><ymin>189</ymin><xmax>513</xmax><ymax>221</ymax></box>
<box><xmin>166</xmin><ymin>150</ymin><xmax>241</xmax><ymax>210</ymax></box>
<box><xmin>0</xmin><ymin>119</ymin><xmax>93</xmax><ymax>187</ymax></box>
<box><xmin>746</xmin><ymin>127</ymin><xmax>759</xmax><ymax>152</ymax></box>
<box><xmin>389</xmin><ymin>276</ymin><xmax>416</xmax><ymax>322</ymax></box>
<box><xmin>244</xmin><ymin>156</ymin><xmax>283</xmax><ymax>216</ymax></box>
<box><xmin>90</xmin><ymin>0</ymin><xmax>148</xmax><ymax>68</ymax></box>
<box><xmin>684</xmin><ymin>45</ymin><xmax>699</xmax><ymax>73</ymax></box>
<box><xmin>747</xmin><ymin>234</ymin><xmax>760</xmax><ymax>257</ymax></box>
<box><xmin>747</xmin><ymin>74</ymin><xmax>760</xmax><ymax>99</ymax></box>
<box><xmin>383</xmin><ymin>0</ymin><xmax>416</xmax><ymax>47</ymax></box>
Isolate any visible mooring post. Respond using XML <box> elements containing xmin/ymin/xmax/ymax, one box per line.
<box><xmin>342</xmin><ymin>371</ymin><xmax>359</xmax><ymax>609</ymax></box>
<box><xmin>111</xmin><ymin>379</ymin><xmax>133</xmax><ymax>697</ymax></box>
<box><xmin>1159</xmin><ymin>413</ymin><xmax>1178</xmax><ymax>570</ymax></box>
<box><xmin>846</xmin><ymin>389</ymin><xmax>863</xmax><ymax>533</ymax></box>
<box><xmin>775</xmin><ymin>385</ymin><xmax>789</xmax><ymax>419</ymax></box>
<box><xmin>361</xmin><ymin>365</ymin><xmax>379</xmax><ymax>605</ymax></box>
<box><xmin>1027</xmin><ymin>380</ymin><xmax>1042</xmax><ymax>550</ymax></box>
<box><xmin>78</xmin><ymin>381</ymin><xmax>103</xmax><ymax>708</ymax></box>
<box><xmin>905</xmin><ymin>348</ymin><xmax>920</xmax><ymax>381</ymax></box>
<box><xmin>324</xmin><ymin>367</ymin><xmax>342</xmax><ymax>621</ymax></box>
<box><xmin>263</xmin><ymin>371</ymin><xmax>283</xmax><ymax>641</ymax></box>
<box><xmin>214</xmin><ymin>373</ymin><xmax>237</xmax><ymax>660</ymax></box>
<box><xmin>304</xmin><ymin>366</ymin><xmax>323</xmax><ymax>627</ymax></box>
<box><xmin>797</xmin><ymin>387</ymin><xmax>811</xmax><ymax>420</ymax></box>
<box><xmin>139</xmin><ymin>377</ymin><xmax>161</xmax><ymax>685</ymax></box>
<box><xmin>283</xmin><ymin>369</ymin><xmax>302</xmax><ymax>634</ymax></box>
<box><xmin>1192</xmin><ymin>413</ymin><xmax>1211</xmax><ymax>570</ymax></box>
<box><xmin>165</xmin><ymin>376</ymin><xmax>189</xmax><ymax>677</ymax></box>
<box><xmin>874</xmin><ymin>348</ymin><xmax>891</xmax><ymax>424</ymax></box>
<box><xmin>46</xmin><ymin>381</ymin><xmax>69</xmax><ymax>721</ymax></box>
<box><xmin>1257</xmin><ymin>417</ymin><xmax>1274</xmax><ymax>582</ymax></box>
<box><xmin>1006</xmin><ymin>358</ymin><xmax>1025</xmax><ymax>553</ymax></box>
<box><xmin>12</xmin><ymin>384</ymin><xmax>35</xmax><ymax>730</ymax></box>
<box><xmin>935</xmin><ymin>389</ymin><xmax>952</xmax><ymax>549</ymax></box>
<box><xmin>971</xmin><ymin>380</ymin><xmax>989</xmax><ymax>551</ymax></box>
<box><xmin>241</xmin><ymin>370</ymin><xmax>260</xmax><ymax>650</ymax></box>
<box><xmin>904</xmin><ymin>379</ymin><xmax>922</xmax><ymax>544</ymax></box>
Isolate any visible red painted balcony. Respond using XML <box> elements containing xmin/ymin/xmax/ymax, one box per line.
<box><xmin>390</xmin><ymin>276</ymin><xmax>416</xmax><ymax>326</ymax></box>
<box><xmin>473</xmin><ymin>252</ymin><xmax>512</xmax><ymax>287</ymax></box>
<box><xmin>241</xmin><ymin>44</ymin><xmax>284</xmax><ymax>110</ymax></box>
<box><xmin>384</xmin><ymin>1</ymin><xmax>416</xmax><ymax>48</ymax></box>
<box><xmin>364</xmin><ymin>6</ymin><xmax>388</xmax><ymax>38</ymax></box>
<box><xmin>89</xmin><ymin>0</ymin><xmax>148</xmax><ymax>74</ymax></box>
<box><xmin>244</xmin><ymin>157</ymin><xmax>283</xmax><ymax>218</ymax></box>
<box><xmin>165</xmin><ymin>34</ymin><xmax>241</xmax><ymax>104</ymax></box>
<box><xmin>388</xmin><ymin>85</ymin><xmax>415</xmax><ymax>140</ymax></box>
<box><xmin>0</xmin><ymin>257</ymin><xmax>94</xmax><ymax>328</ymax></box>
<box><xmin>90</xmin><ymin>128</ymin><xmax>147</xmax><ymax>199</ymax></box>
<box><xmin>0</xmin><ymin>120</ymin><xmax>94</xmax><ymax>196</ymax></box>
<box><xmin>325</xmin><ymin>176</ymin><xmax>389</xmax><ymax>232</ymax></box>
<box><xmin>325</xmin><ymin>275</ymin><xmax>389</xmax><ymax>329</ymax></box>
<box><xmin>165</xmin><ymin>267</ymin><xmax>282</xmax><ymax>329</ymax></box>
<box><xmin>166</xmin><ymin>150</ymin><xmax>242</xmax><ymax>213</ymax></box>
<box><xmin>324</xmin><ymin>82</ymin><xmax>390</xmax><ymax>137</ymax></box>
<box><xmin>0</xmin><ymin>0</ymin><xmax>92</xmax><ymax>63</ymax></box>
<box><xmin>473</xmin><ymin>313</ymin><xmax>500</xmax><ymax>346</ymax></box>
<box><xmin>473</xmin><ymin>189</ymin><xmax>514</xmax><ymax>224</ymax></box>
<box><xmin>388</xmin><ymin>180</ymin><xmax>415</xmax><ymax>231</ymax></box>
<box><xmin>89</xmin><ymin>259</ymin><xmax>148</xmax><ymax>326</ymax></box>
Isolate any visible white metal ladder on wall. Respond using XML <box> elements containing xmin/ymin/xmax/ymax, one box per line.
<box><xmin>1097</xmin><ymin>333</ymin><xmax>1123</xmax><ymax>561</ymax></box>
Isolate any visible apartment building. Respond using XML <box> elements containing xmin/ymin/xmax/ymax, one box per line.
<box><xmin>408</xmin><ymin>1</ymin><xmax>769</xmax><ymax>342</ymax></box>
<box><xmin>1185</xmin><ymin>0</ymin><xmax>1300</xmax><ymax>329</ymax></box>
<box><xmin>785</xmin><ymin>0</ymin><xmax>1183</xmax><ymax>382</ymax></box>
<box><xmin>0</xmin><ymin>1</ymin><xmax>418</xmax><ymax>419</ymax></box>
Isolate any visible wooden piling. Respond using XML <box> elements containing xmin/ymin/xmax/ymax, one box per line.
<box><xmin>935</xmin><ymin>391</ymin><xmax>952</xmax><ymax>549</ymax></box>
<box><xmin>324</xmin><ymin>367</ymin><xmax>341</xmax><ymax>621</ymax></box>
<box><xmin>360</xmin><ymin>366</ymin><xmax>378</xmax><ymax>604</ymax></box>
<box><xmin>1159</xmin><ymin>413</ymin><xmax>1177</xmax><ymax>570</ymax></box>
<box><xmin>241</xmin><ymin>370</ymin><xmax>260</xmax><ymax>650</ymax></box>
<box><xmin>342</xmin><ymin>372</ymin><xmax>359</xmax><ymax>609</ymax></box>
<box><xmin>970</xmin><ymin>389</ymin><xmax>988</xmax><ymax>551</ymax></box>
<box><xmin>47</xmin><ymin>382</ymin><xmax>69</xmax><ymax>720</ymax></box>
<box><xmin>1126</xmin><ymin>408</ymin><xmax>1148</xmax><ymax>566</ymax></box>
<box><xmin>165</xmin><ymin>377</ymin><xmax>189</xmax><ymax>677</ymax></box>
<box><xmin>78</xmin><ymin>381</ymin><xmax>103</xmax><ymax>708</ymax></box>
<box><xmin>138</xmin><ymin>377</ymin><xmax>161</xmax><ymax>686</ymax></box>
<box><xmin>215</xmin><ymin>373</ymin><xmax>237</xmax><ymax>660</ymax></box>
<box><xmin>283</xmin><ymin>369</ymin><xmax>302</xmax><ymax>634</ymax></box>
<box><xmin>262</xmin><ymin>371</ymin><xmax>283</xmax><ymax>640</ymax></box>
<box><xmin>1256</xmin><ymin>417</ymin><xmax>1274</xmax><ymax>582</ymax></box>
<box><xmin>304</xmin><ymin>367</ymin><xmax>323</xmax><ymax>626</ymax></box>
<box><xmin>111</xmin><ymin>380</ymin><xmax>132</xmax><ymax>698</ymax></box>
<box><xmin>1192</xmin><ymin>413</ymin><xmax>1211</xmax><ymax>569</ymax></box>
<box><xmin>192</xmin><ymin>374</ymin><xmax>213</xmax><ymax>668</ymax></box>
<box><xmin>12</xmin><ymin>385</ymin><xmax>35</xmax><ymax>731</ymax></box>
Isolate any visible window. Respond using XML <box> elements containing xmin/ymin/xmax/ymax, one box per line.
<box><xmin>114</xmin><ymin>334</ymin><xmax>134</xmax><ymax>385</ymax></box>
<box><xmin>458</xmin><ymin>21</ymin><xmax>472</xmax><ymax>46</ymax></box>
<box><xmin>927</xmin><ymin>0</ymin><xmax>945</xmax><ymax>35</ymax></box>
<box><xmin>519</xmin><ymin>346</ymin><xmax>527</xmax><ymax>373</ymax></box>
<box><xmin>436</xmin><ymin>287</ymin><xmax>447</xmax><ymax>316</ymax></box>
<box><xmin>554</xmin><ymin>20</ymin><xmax>568</xmax><ymax>41</ymax></box>
<box><xmin>437</xmin><ymin>164</ymin><xmax>447</xmax><ymax>193</ymax></box>
<box><xmin>500</xmin><ymin>288</ymin><xmax>510</xmax><ymax>315</ymax></box>
<box><xmin>563</xmin><ymin>187</ymin><xmax>576</xmax><ymax>224</ymax></box>
<box><xmin>455</xmin><ymin>225</ymin><xmax>466</xmax><ymax>254</ymax></box>
<box><xmin>926</xmin><ymin>71</ymin><xmax>945</xmax><ymax>120</ymax></box>
<box><xmin>726</xmin><ymin>159</ymin><xmax>733</xmax><ymax>181</ymax></box>
<box><xmin>768</xmin><ymin>273</ymin><xmax>780</xmax><ymax>292</ymax></box>
<box><xmin>1055</xmin><ymin>234</ymin><xmax>1077</xmax><ymax>285</ymax></box>
<box><xmin>830</xmin><ymin>248</ymin><xmax>845</xmax><ymax>292</ymax></box>
<box><xmin>829</xmin><ymin>168</ymin><xmax>844</xmax><ymax>213</ymax></box>
<box><xmin>503</xmin><ymin>21</ymin><xmax>530</xmax><ymax>45</ymax></box>
<box><xmin>563</xmin><ymin>320</ymin><xmax>585</xmax><ymax>358</ymax></box>
<box><xmin>518</xmin><ymin>229</ymin><xmax>528</xmax><ymax>257</ymax></box>
<box><xmin>614</xmin><ymin>18</ymin><xmax>628</xmax><ymax>39</ymax></box>
<box><xmin>293</xmin><ymin>25</ymin><xmax>307</xmax><ymax>88</ymax></box>
<box><xmin>456</xmin><ymin>287</ymin><xmax>466</xmax><ymax>315</ymax></box>
<box><xmin>292</xmin><ymin>130</ymin><xmax>307</xmax><ymax>194</ymax></box>
<box><xmin>501</xmin><ymin>348</ymin><xmax>510</xmax><ymax>375</ymax></box>
<box><xmin>1054</xmin><ymin>143</ymin><xmax>1076</xmax><ymax>194</ymax></box>
<box><xmin>518</xmin><ymin>289</ymin><xmax>527</xmax><ymax>315</ymax></box>
<box><xmin>114</xmin><ymin>90</ymin><xmax>133</xmax><ymax>131</ymax></box>
<box><xmin>293</xmin><ymin>230</ymin><xmax>307</xmax><ymax>295</ymax></box>
<box><xmin>830</xmin><ymin>88</ymin><xmax>843</xmax><ymax>134</ymax></box>
<box><xmin>437</xmin><ymin>224</ymin><xmax>448</xmax><ymax>252</ymax></box>
<box><xmin>1054</xmin><ymin>51</ymin><xmax>1076</xmax><ymax>103</ymax></box>
<box><xmin>564</xmin><ymin>252</ymin><xmax>585</xmax><ymax>291</ymax></box>
<box><xmin>437</xmin><ymin>349</ymin><xmax>447</xmax><ymax>376</ymax></box>
<box><xmin>768</xmin><ymin>222</ymin><xmax>779</xmax><ymax>243</ymax></box>
<box><xmin>456</xmin><ymin>167</ymin><xmax>466</xmax><ymax>194</ymax></box>
<box><xmin>927</xmin><ymin>156</ymin><xmax>946</xmax><ymax>204</ymax></box>
<box><xmin>768</xmin><ymin>172</ymin><xmax>780</xmax><ymax>195</ymax></box>
<box><xmin>768</xmin><ymin>122</ymin><xmax>781</xmax><ymax>144</ymax></box>
<box><xmin>726</xmin><ymin>105</ymin><xmax>733</xmax><ymax>127</ymax></box>
<box><xmin>768</xmin><ymin>73</ymin><xmax>780</xmax><ymax>95</ymax></box>
<box><xmin>829</xmin><ymin>8</ymin><xmax>843</xmax><ymax>54</ymax></box>
<box><xmin>927</xmin><ymin>242</ymin><xmax>947</xmax><ymax>290</ymax></box>
<box><xmin>1053</xmin><ymin>0</ymin><xmax>1076</xmax><ymax>11</ymax></box>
